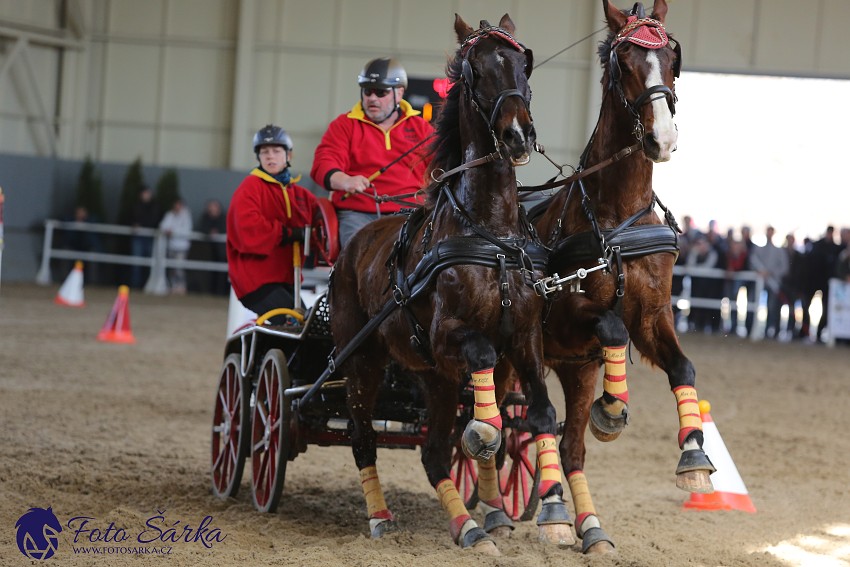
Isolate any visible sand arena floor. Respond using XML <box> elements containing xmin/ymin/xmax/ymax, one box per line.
<box><xmin>1</xmin><ymin>282</ymin><xmax>849</xmax><ymax>566</ymax></box>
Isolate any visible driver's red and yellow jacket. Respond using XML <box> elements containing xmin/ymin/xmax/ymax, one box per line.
<box><xmin>226</xmin><ymin>168</ymin><xmax>319</xmax><ymax>299</ymax></box>
<box><xmin>311</xmin><ymin>99</ymin><xmax>433</xmax><ymax>214</ymax></box>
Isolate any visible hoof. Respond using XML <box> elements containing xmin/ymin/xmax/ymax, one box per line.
<box><xmin>589</xmin><ymin>397</ymin><xmax>629</xmax><ymax>442</ymax></box>
<box><xmin>483</xmin><ymin>509</ymin><xmax>515</xmax><ymax>536</ymax></box>
<box><xmin>470</xmin><ymin>539</ymin><xmax>501</xmax><ymax>556</ymax></box>
<box><xmin>537</xmin><ymin>522</ymin><xmax>576</xmax><ymax>547</ymax></box>
<box><xmin>369</xmin><ymin>518</ymin><xmax>398</xmax><ymax>538</ymax></box>
<box><xmin>675</xmin><ymin>449</ymin><xmax>716</xmax><ymax>493</ymax></box>
<box><xmin>676</xmin><ymin>469</ymin><xmax>714</xmax><ymax>494</ymax></box>
<box><xmin>581</xmin><ymin>526</ymin><xmax>615</xmax><ymax>554</ymax></box>
<box><xmin>461</xmin><ymin>420</ymin><xmax>501</xmax><ymax>462</ymax></box>
<box><xmin>460</xmin><ymin>526</ymin><xmax>499</xmax><ymax>555</ymax></box>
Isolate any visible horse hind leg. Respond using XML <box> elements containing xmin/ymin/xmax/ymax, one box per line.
<box><xmin>567</xmin><ymin>471</ymin><xmax>615</xmax><ymax>554</ymax></box>
<box><xmin>588</xmin><ymin>311</ymin><xmax>631</xmax><ymax>442</ymax></box>
<box><xmin>475</xmin><ymin>454</ymin><xmax>514</xmax><ymax>538</ymax></box>
<box><xmin>348</xmin><ymin>358</ymin><xmax>397</xmax><ymax>537</ymax></box>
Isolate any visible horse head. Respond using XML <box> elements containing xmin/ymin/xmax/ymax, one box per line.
<box><xmin>601</xmin><ymin>0</ymin><xmax>680</xmax><ymax>162</ymax></box>
<box><xmin>453</xmin><ymin>14</ymin><xmax>535</xmax><ymax>166</ymax></box>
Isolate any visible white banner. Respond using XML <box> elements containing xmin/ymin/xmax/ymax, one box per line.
<box><xmin>828</xmin><ymin>278</ymin><xmax>850</xmax><ymax>341</ymax></box>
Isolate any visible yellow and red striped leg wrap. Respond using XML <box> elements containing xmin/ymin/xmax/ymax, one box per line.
<box><xmin>602</xmin><ymin>345</ymin><xmax>628</xmax><ymax>404</ymax></box>
<box><xmin>436</xmin><ymin>478</ymin><xmax>472</xmax><ymax>542</ymax></box>
<box><xmin>673</xmin><ymin>386</ymin><xmax>702</xmax><ymax>448</ymax></box>
<box><xmin>476</xmin><ymin>456</ymin><xmax>501</xmax><ymax>508</ymax></box>
<box><xmin>535</xmin><ymin>434</ymin><xmax>563</xmax><ymax>497</ymax></box>
<box><xmin>567</xmin><ymin>470</ymin><xmax>596</xmax><ymax>534</ymax></box>
<box><xmin>359</xmin><ymin>466</ymin><xmax>393</xmax><ymax>521</ymax></box>
<box><xmin>471</xmin><ymin>368</ymin><xmax>501</xmax><ymax>430</ymax></box>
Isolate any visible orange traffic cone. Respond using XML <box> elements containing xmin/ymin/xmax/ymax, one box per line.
<box><xmin>97</xmin><ymin>285</ymin><xmax>136</xmax><ymax>344</ymax></box>
<box><xmin>684</xmin><ymin>400</ymin><xmax>756</xmax><ymax>513</ymax></box>
<box><xmin>55</xmin><ymin>261</ymin><xmax>85</xmax><ymax>307</ymax></box>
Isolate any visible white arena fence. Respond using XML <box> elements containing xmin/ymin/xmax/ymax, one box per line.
<box><xmin>35</xmin><ymin>219</ymin><xmax>331</xmax><ymax>296</ymax></box>
<box><xmin>41</xmin><ymin>219</ymin><xmax>850</xmax><ymax>345</ymax></box>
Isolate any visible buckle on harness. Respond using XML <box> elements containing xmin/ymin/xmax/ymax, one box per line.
<box><xmin>392</xmin><ymin>285</ymin><xmax>406</xmax><ymax>306</ymax></box>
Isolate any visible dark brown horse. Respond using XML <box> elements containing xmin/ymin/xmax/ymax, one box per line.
<box><xmin>329</xmin><ymin>14</ymin><xmax>572</xmax><ymax>555</ymax></box>
<box><xmin>531</xmin><ymin>0</ymin><xmax>714</xmax><ymax>554</ymax></box>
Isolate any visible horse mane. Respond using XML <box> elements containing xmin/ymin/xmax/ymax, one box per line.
<box><xmin>423</xmin><ymin>51</ymin><xmax>464</xmax><ymax>204</ymax></box>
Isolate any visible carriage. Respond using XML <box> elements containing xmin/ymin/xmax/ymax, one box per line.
<box><xmin>209</xmin><ymin>219</ymin><xmax>542</xmax><ymax>519</ymax></box>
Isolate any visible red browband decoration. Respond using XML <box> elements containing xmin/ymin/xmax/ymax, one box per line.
<box><xmin>612</xmin><ymin>16</ymin><xmax>669</xmax><ymax>50</ymax></box>
<box><xmin>461</xmin><ymin>27</ymin><xmax>526</xmax><ymax>57</ymax></box>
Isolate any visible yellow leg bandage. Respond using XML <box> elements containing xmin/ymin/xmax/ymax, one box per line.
<box><xmin>477</xmin><ymin>456</ymin><xmax>500</xmax><ymax>506</ymax></box>
<box><xmin>602</xmin><ymin>345</ymin><xmax>628</xmax><ymax>404</ymax></box>
<box><xmin>360</xmin><ymin>466</ymin><xmax>392</xmax><ymax>520</ymax></box>
<box><xmin>436</xmin><ymin>479</ymin><xmax>471</xmax><ymax>542</ymax></box>
<box><xmin>471</xmin><ymin>368</ymin><xmax>501</xmax><ymax>429</ymax></box>
<box><xmin>535</xmin><ymin>434</ymin><xmax>563</xmax><ymax>498</ymax></box>
<box><xmin>567</xmin><ymin>470</ymin><xmax>596</xmax><ymax>533</ymax></box>
<box><xmin>674</xmin><ymin>386</ymin><xmax>702</xmax><ymax>448</ymax></box>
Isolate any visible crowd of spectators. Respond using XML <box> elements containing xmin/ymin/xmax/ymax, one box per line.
<box><xmin>675</xmin><ymin>216</ymin><xmax>850</xmax><ymax>343</ymax></box>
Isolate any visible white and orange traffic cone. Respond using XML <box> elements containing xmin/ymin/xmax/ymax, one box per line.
<box><xmin>55</xmin><ymin>261</ymin><xmax>85</xmax><ymax>307</ymax></box>
<box><xmin>684</xmin><ymin>400</ymin><xmax>756</xmax><ymax>513</ymax></box>
<box><xmin>226</xmin><ymin>286</ymin><xmax>257</xmax><ymax>337</ymax></box>
<box><xmin>97</xmin><ymin>285</ymin><xmax>136</xmax><ymax>344</ymax></box>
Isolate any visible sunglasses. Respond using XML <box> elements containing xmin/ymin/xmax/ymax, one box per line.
<box><xmin>362</xmin><ymin>87</ymin><xmax>393</xmax><ymax>98</ymax></box>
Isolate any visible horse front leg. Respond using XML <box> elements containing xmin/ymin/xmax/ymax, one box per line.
<box><xmin>588</xmin><ymin>310</ymin><xmax>632</xmax><ymax>442</ymax></box>
<box><xmin>511</xmin><ymin>346</ymin><xmax>575</xmax><ymax>547</ymax></box>
<box><xmin>631</xmin><ymin>310</ymin><xmax>715</xmax><ymax>493</ymax></box>
<box><xmin>346</xmin><ymin>357</ymin><xmax>397</xmax><ymax>538</ymax></box>
<box><xmin>552</xmin><ymin>360</ymin><xmax>615</xmax><ymax>554</ymax></box>
<box><xmin>420</xmin><ymin>375</ymin><xmax>499</xmax><ymax>556</ymax></box>
<box><xmin>472</xmin><ymin>364</ymin><xmax>516</xmax><ymax>539</ymax></box>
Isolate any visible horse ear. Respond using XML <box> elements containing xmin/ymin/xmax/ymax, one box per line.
<box><xmin>498</xmin><ymin>14</ymin><xmax>516</xmax><ymax>35</ymax></box>
<box><xmin>454</xmin><ymin>14</ymin><xmax>474</xmax><ymax>43</ymax></box>
<box><xmin>652</xmin><ymin>0</ymin><xmax>668</xmax><ymax>23</ymax></box>
<box><xmin>604</xmin><ymin>0</ymin><xmax>627</xmax><ymax>33</ymax></box>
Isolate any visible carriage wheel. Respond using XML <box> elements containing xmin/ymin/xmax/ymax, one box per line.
<box><xmin>211</xmin><ymin>353</ymin><xmax>251</xmax><ymax>499</ymax></box>
<box><xmin>251</xmin><ymin>349</ymin><xmax>292</xmax><ymax>513</ymax></box>
<box><xmin>499</xmin><ymin>396</ymin><xmax>540</xmax><ymax>521</ymax></box>
<box><xmin>311</xmin><ymin>198</ymin><xmax>340</xmax><ymax>266</ymax></box>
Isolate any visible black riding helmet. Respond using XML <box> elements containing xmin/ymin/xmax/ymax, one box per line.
<box><xmin>252</xmin><ymin>124</ymin><xmax>293</xmax><ymax>155</ymax></box>
<box><xmin>357</xmin><ymin>57</ymin><xmax>408</xmax><ymax>89</ymax></box>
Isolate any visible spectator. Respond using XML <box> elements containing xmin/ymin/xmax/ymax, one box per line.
<box><xmin>129</xmin><ymin>186</ymin><xmax>160</xmax><ymax>289</ymax></box>
<box><xmin>60</xmin><ymin>205</ymin><xmax>103</xmax><ymax>283</ymax></box>
<box><xmin>780</xmin><ymin>233</ymin><xmax>805</xmax><ymax>340</ymax></box>
<box><xmin>724</xmin><ymin>234</ymin><xmax>749</xmax><ymax>336</ymax></box>
<box><xmin>749</xmin><ymin>226</ymin><xmax>790</xmax><ymax>339</ymax></box>
<box><xmin>686</xmin><ymin>234</ymin><xmax>721</xmax><ymax>333</ymax></box>
<box><xmin>311</xmin><ymin>57</ymin><xmax>433</xmax><ymax>246</ymax></box>
<box><xmin>803</xmin><ymin>225</ymin><xmax>842</xmax><ymax>343</ymax></box>
<box><xmin>227</xmin><ymin>124</ymin><xmax>320</xmax><ymax>324</ymax></box>
<box><xmin>159</xmin><ymin>198</ymin><xmax>193</xmax><ymax>295</ymax></box>
<box><xmin>199</xmin><ymin>199</ymin><xmax>229</xmax><ymax>296</ymax></box>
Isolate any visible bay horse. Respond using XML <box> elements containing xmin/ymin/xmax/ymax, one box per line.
<box><xmin>531</xmin><ymin>0</ymin><xmax>714</xmax><ymax>553</ymax></box>
<box><xmin>329</xmin><ymin>14</ymin><xmax>572</xmax><ymax>555</ymax></box>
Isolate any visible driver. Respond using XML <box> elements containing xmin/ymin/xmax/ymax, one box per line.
<box><xmin>227</xmin><ymin>124</ymin><xmax>320</xmax><ymax>324</ymax></box>
<box><xmin>311</xmin><ymin>57</ymin><xmax>434</xmax><ymax>246</ymax></box>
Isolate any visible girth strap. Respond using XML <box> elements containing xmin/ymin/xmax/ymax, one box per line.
<box><xmin>549</xmin><ymin>224</ymin><xmax>678</xmax><ymax>271</ymax></box>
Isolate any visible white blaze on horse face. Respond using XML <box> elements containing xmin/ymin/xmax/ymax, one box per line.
<box><xmin>645</xmin><ymin>50</ymin><xmax>678</xmax><ymax>162</ymax></box>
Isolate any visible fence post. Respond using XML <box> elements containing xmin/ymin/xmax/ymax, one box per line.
<box><xmin>145</xmin><ymin>232</ymin><xmax>169</xmax><ymax>295</ymax></box>
<box><xmin>35</xmin><ymin>219</ymin><xmax>55</xmax><ymax>285</ymax></box>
